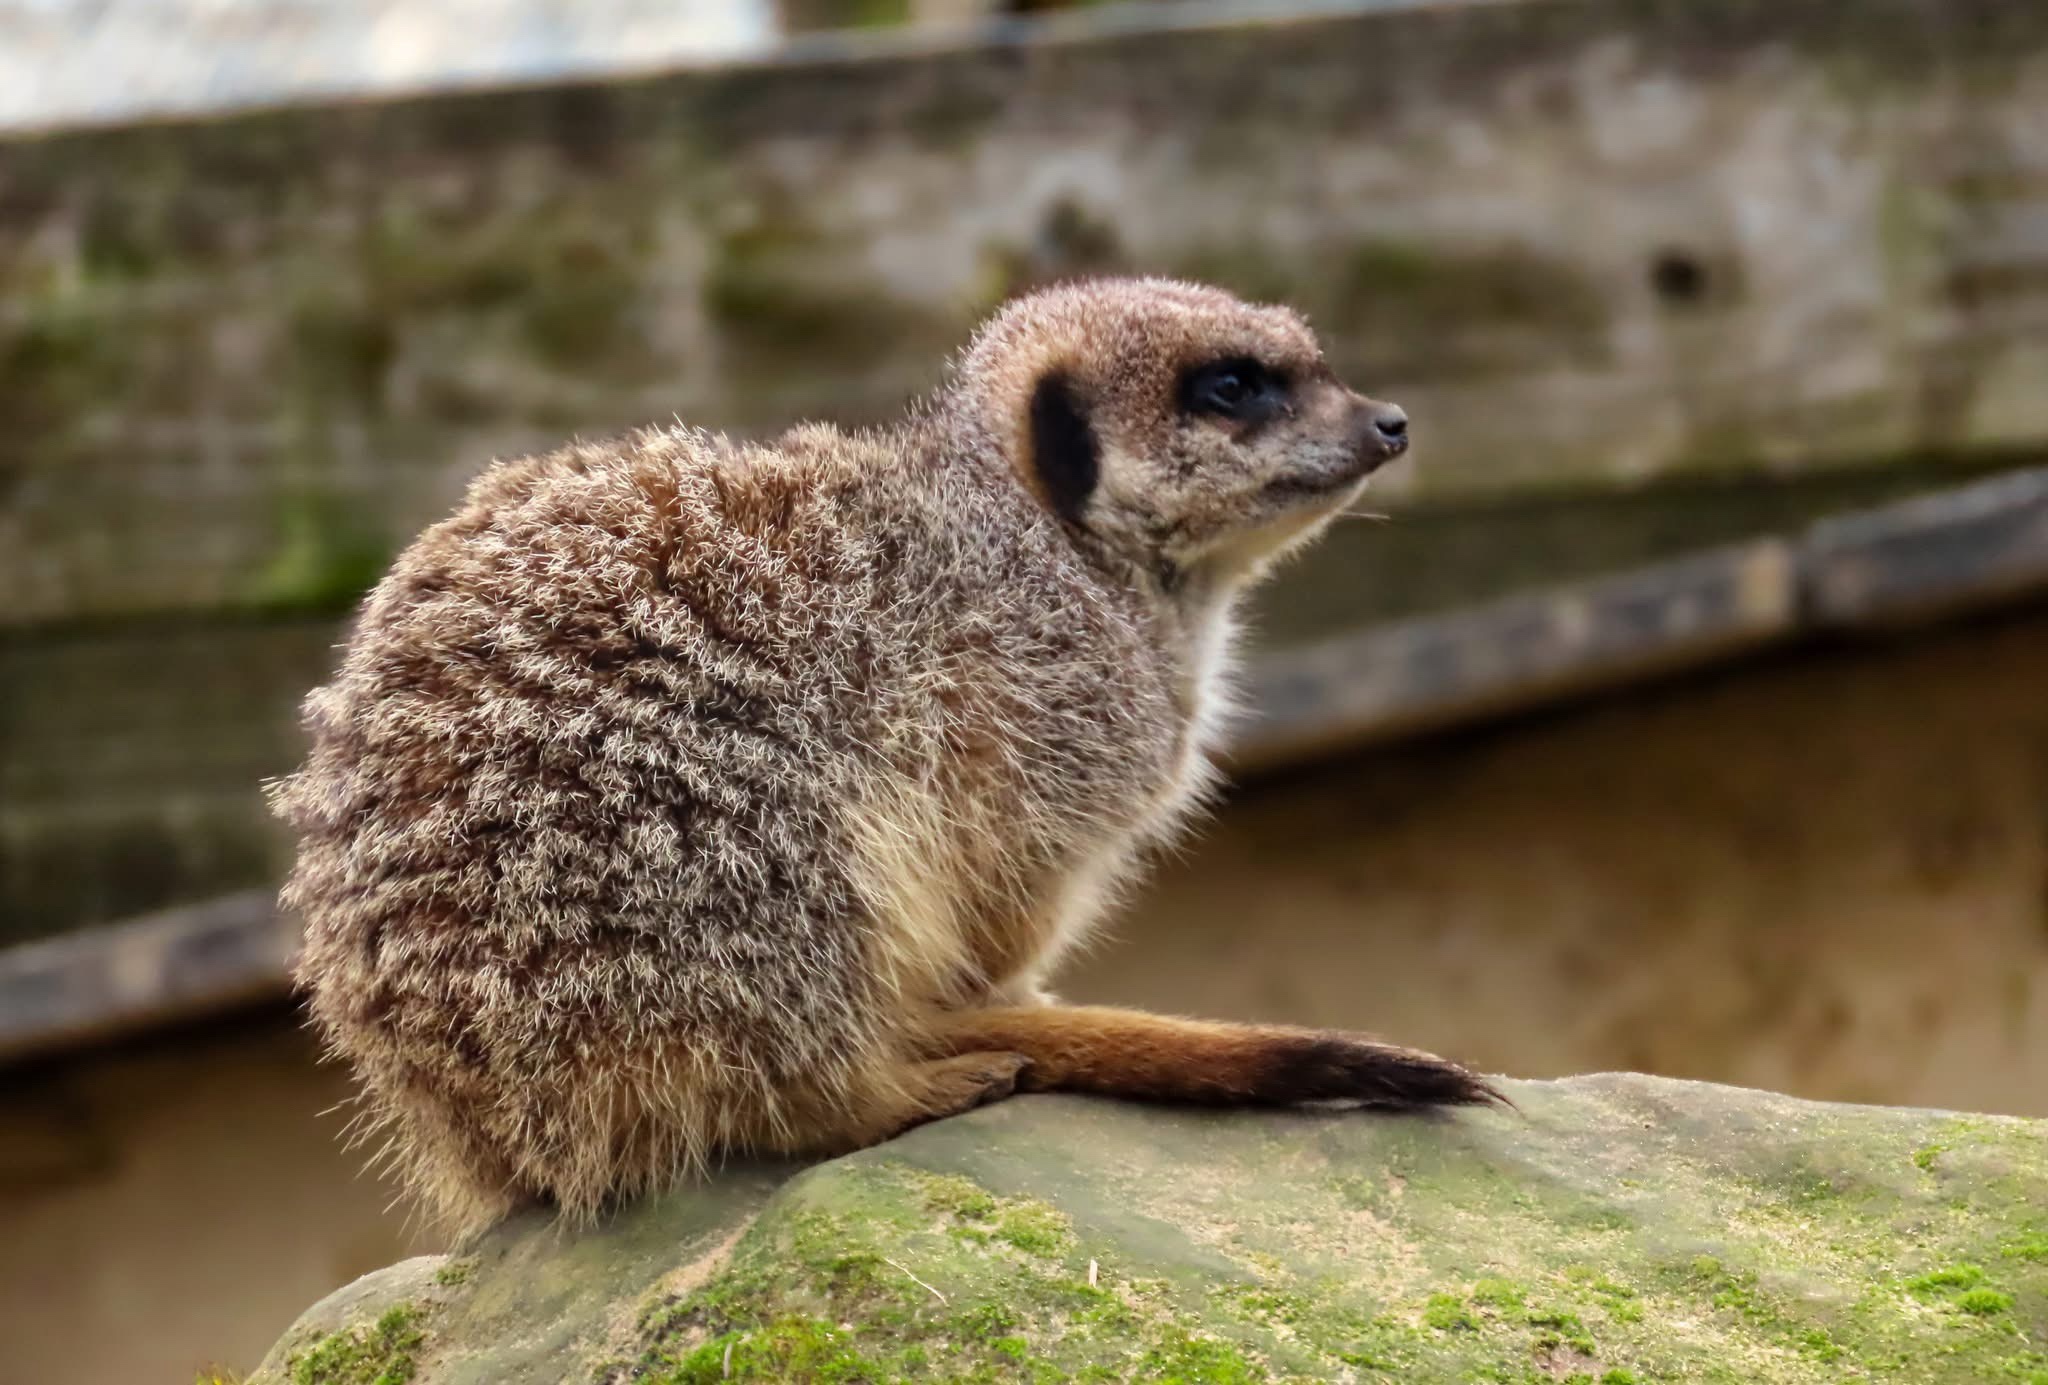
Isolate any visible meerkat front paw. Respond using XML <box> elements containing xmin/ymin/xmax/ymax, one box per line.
<box><xmin>929</xmin><ymin>1050</ymin><xmax>1033</xmax><ymax>1113</ymax></box>
<box><xmin>874</xmin><ymin>1051</ymin><xmax>1036</xmax><ymax>1145</ymax></box>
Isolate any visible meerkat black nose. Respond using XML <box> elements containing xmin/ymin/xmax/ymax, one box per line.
<box><xmin>1373</xmin><ymin>407</ymin><xmax>1409</xmax><ymax>449</ymax></box>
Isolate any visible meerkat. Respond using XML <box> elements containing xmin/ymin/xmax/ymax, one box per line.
<box><xmin>270</xmin><ymin>276</ymin><xmax>1500</xmax><ymax>1236</ymax></box>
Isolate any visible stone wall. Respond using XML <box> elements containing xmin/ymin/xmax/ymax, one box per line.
<box><xmin>6</xmin><ymin>0</ymin><xmax>2048</xmax><ymax>628</ymax></box>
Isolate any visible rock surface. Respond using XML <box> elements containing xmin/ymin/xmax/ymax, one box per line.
<box><xmin>250</xmin><ymin>1075</ymin><xmax>2048</xmax><ymax>1384</ymax></box>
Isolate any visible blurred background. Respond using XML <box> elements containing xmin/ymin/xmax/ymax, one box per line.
<box><xmin>3</xmin><ymin>0</ymin><xmax>2048</xmax><ymax>1380</ymax></box>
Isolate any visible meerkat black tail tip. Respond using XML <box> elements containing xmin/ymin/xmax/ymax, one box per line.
<box><xmin>1257</xmin><ymin>1034</ymin><xmax>1513</xmax><ymax>1112</ymax></box>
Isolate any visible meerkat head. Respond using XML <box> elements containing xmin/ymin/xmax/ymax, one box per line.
<box><xmin>946</xmin><ymin>276</ymin><xmax>1409</xmax><ymax>593</ymax></box>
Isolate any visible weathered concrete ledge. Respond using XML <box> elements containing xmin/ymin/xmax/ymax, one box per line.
<box><xmin>245</xmin><ymin>1075</ymin><xmax>2048</xmax><ymax>1384</ymax></box>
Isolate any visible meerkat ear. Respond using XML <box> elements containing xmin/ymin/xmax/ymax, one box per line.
<box><xmin>1028</xmin><ymin>371</ymin><xmax>1098</xmax><ymax>524</ymax></box>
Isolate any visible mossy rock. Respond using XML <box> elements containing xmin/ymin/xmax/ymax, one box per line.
<box><xmin>247</xmin><ymin>1075</ymin><xmax>2048</xmax><ymax>1384</ymax></box>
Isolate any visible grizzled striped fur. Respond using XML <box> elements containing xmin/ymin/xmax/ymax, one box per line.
<box><xmin>270</xmin><ymin>278</ymin><xmax>1499</xmax><ymax>1235</ymax></box>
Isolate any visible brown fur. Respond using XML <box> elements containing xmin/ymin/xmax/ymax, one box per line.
<box><xmin>270</xmin><ymin>277</ymin><xmax>1499</xmax><ymax>1237</ymax></box>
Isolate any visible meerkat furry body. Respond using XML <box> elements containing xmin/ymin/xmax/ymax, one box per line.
<box><xmin>273</xmin><ymin>278</ymin><xmax>1498</xmax><ymax>1235</ymax></box>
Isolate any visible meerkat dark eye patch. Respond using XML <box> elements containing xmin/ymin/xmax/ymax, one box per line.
<box><xmin>1180</xmin><ymin>357</ymin><xmax>1287</xmax><ymax>425</ymax></box>
<box><xmin>1029</xmin><ymin>371</ymin><xmax>1099</xmax><ymax>524</ymax></box>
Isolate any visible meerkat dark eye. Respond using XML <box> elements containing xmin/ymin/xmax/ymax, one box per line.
<box><xmin>1202</xmin><ymin>371</ymin><xmax>1254</xmax><ymax>410</ymax></box>
<box><xmin>1181</xmin><ymin>358</ymin><xmax>1285</xmax><ymax>423</ymax></box>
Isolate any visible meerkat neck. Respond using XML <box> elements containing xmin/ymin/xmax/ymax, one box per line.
<box><xmin>919</xmin><ymin>378</ymin><xmax>1245</xmax><ymax>727</ymax></box>
<box><xmin>1144</xmin><ymin>561</ymin><xmax>1245</xmax><ymax>733</ymax></box>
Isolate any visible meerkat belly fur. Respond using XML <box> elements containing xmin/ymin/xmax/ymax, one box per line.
<box><xmin>272</xmin><ymin>277</ymin><xmax>1500</xmax><ymax>1234</ymax></box>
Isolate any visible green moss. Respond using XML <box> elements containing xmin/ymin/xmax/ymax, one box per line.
<box><xmin>1600</xmin><ymin>1372</ymin><xmax>1642</xmax><ymax>1385</ymax></box>
<box><xmin>286</xmin><ymin>1306</ymin><xmax>425</xmax><ymax>1385</ymax></box>
<box><xmin>778</xmin><ymin>0</ymin><xmax>910</xmax><ymax>31</ymax></box>
<box><xmin>1067</xmin><ymin>1282</ymin><xmax>1138</xmax><ymax>1334</ymax></box>
<box><xmin>649</xmin><ymin>1317</ymin><xmax>883</xmax><ymax>1384</ymax></box>
<box><xmin>1472</xmin><ymin>1279</ymin><xmax>1526</xmax><ymax>1314</ymax></box>
<box><xmin>77</xmin><ymin>194</ymin><xmax>167</xmax><ymax>281</ymax></box>
<box><xmin>430</xmin><ymin>1259</ymin><xmax>475</xmax><ymax>1288</ymax></box>
<box><xmin>1589</xmin><ymin>1278</ymin><xmax>1641</xmax><ymax>1324</ymax></box>
<box><xmin>1527</xmin><ymin>1309</ymin><xmax>1597</xmax><ymax>1355</ymax></box>
<box><xmin>1708</xmin><ymin>1272</ymin><xmax>1767</xmax><ymax>1322</ymax></box>
<box><xmin>1906</xmin><ymin>1264</ymin><xmax>1986</xmax><ymax>1292</ymax></box>
<box><xmin>1221</xmin><ymin>1287</ymin><xmax>1310</xmax><ymax>1327</ymax></box>
<box><xmin>909</xmin><ymin>1168</ymin><xmax>1072</xmax><ymax>1258</ymax></box>
<box><xmin>1330</xmin><ymin>237</ymin><xmax>1611</xmax><ymax>375</ymax></box>
<box><xmin>1957</xmin><ymin>1289</ymin><xmax>2014</xmax><ymax>1316</ymax></box>
<box><xmin>2003</xmin><ymin>1234</ymin><xmax>2048</xmax><ymax>1262</ymax></box>
<box><xmin>1913</xmin><ymin>1143</ymin><xmax>1947</xmax><ymax>1170</ymax></box>
<box><xmin>917</xmin><ymin>1173</ymin><xmax>997</xmax><ymax>1220</ymax></box>
<box><xmin>786</xmin><ymin>1211</ymin><xmax>890</xmax><ymax>1295</ymax></box>
<box><xmin>1796</xmin><ymin>1327</ymin><xmax>1844</xmax><ymax>1362</ymax></box>
<box><xmin>624</xmin><ymin>1162</ymin><xmax>1298</xmax><ymax>1384</ymax></box>
<box><xmin>1131</xmin><ymin>1332</ymin><xmax>1263</xmax><ymax>1384</ymax></box>
<box><xmin>1422</xmin><ymin>1293</ymin><xmax>1480</xmax><ymax>1332</ymax></box>
<box><xmin>995</xmin><ymin>1204</ymin><xmax>1073</xmax><ymax>1257</ymax></box>
<box><xmin>956</xmin><ymin>1303</ymin><xmax>1020</xmax><ymax>1339</ymax></box>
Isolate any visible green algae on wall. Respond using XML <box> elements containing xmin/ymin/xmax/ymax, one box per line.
<box><xmin>241</xmin><ymin>489</ymin><xmax>396</xmax><ymax>616</ymax></box>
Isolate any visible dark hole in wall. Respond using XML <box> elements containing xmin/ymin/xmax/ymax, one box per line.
<box><xmin>1650</xmin><ymin>249</ymin><xmax>1709</xmax><ymax>306</ymax></box>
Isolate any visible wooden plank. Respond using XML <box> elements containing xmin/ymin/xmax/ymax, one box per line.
<box><xmin>1235</xmin><ymin>464</ymin><xmax>2048</xmax><ymax>768</ymax></box>
<box><xmin>0</xmin><ymin>890</ymin><xmax>293</xmax><ymax>1063</ymax></box>
<box><xmin>5</xmin><ymin>0</ymin><xmax>2048</xmax><ymax>625</ymax></box>
<box><xmin>1250</xmin><ymin>457</ymin><xmax>2032</xmax><ymax>647</ymax></box>
<box><xmin>1804</xmin><ymin>467</ymin><xmax>2048</xmax><ymax>629</ymax></box>
<box><xmin>1238</xmin><ymin>541</ymin><xmax>1798</xmax><ymax>767</ymax></box>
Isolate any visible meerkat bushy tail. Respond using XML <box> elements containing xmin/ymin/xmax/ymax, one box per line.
<box><xmin>931</xmin><ymin>1005</ymin><xmax>1504</xmax><ymax>1110</ymax></box>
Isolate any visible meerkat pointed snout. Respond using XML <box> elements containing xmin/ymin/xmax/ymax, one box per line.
<box><xmin>1346</xmin><ymin>395</ymin><xmax>1410</xmax><ymax>470</ymax></box>
<box><xmin>1366</xmin><ymin>399</ymin><xmax>1409</xmax><ymax>451</ymax></box>
<box><xmin>271</xmin><ymin>275</ymin><xmax>1499</xmax><ymax>1237</ymax></box>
